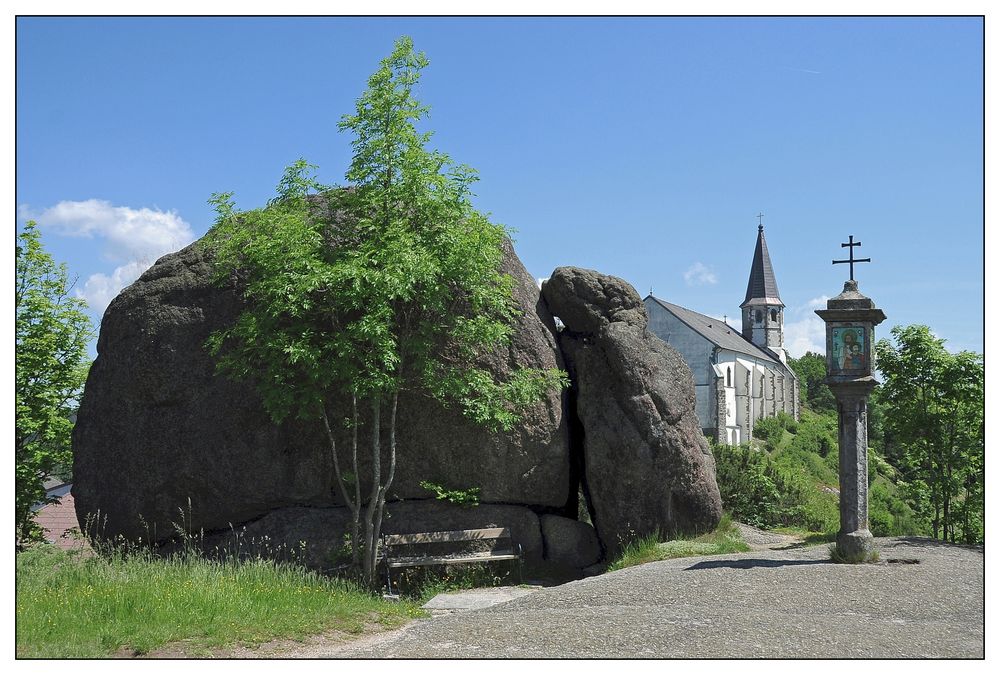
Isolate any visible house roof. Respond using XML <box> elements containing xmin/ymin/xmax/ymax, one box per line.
<box><xmin>34</xmin><ymin>489</ymin><xmax>89</xmax><ymax>552</ymax></box>
<box><xmin>646</xmin><ymin>295</ymin><xmax>789</xmax><ymax>368</ymax></box>
<box><xmin>741</xmin><ymin>225</ymin><xmax>783</xmax><ymax>308</ymax></box>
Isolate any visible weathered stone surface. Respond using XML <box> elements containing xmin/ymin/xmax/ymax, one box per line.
<box><xmin>542</xmin><ymin>267</ymin><xmax>723</xmax><ymax>554</ymax></box>
<box><xmin>538</xmin><ymin>266</ymin><xmax>647</xmax><ymax>333</ymax></box>
<box><xmin>184</xmin><ymin>500</ymin><xmax>543</xmax><ymax>571</ymax></box>
<box><xmin>540</xmin><ymin>514</ymin><xmax>602</xmax><ymax>568</ymax></box>
<box><xmin>72</xmin><ymin>235</ymin><xmax>569</xmax><ymax>542</ymax></box>
<box><xmin>190</xmin><ymin>506</ymin><xmax>354</xmax><ymax>571</ymax></box>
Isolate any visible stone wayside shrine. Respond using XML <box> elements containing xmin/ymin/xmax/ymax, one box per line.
<box><xmin>815</xmin><ymin>236</ymin><xmax>885</xmax><ymax>562</ymax></box>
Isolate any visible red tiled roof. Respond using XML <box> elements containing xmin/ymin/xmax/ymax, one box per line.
<box><xmin>34</xmin><ymin>492</ymin><xmax>89</xmax><ymax>552</ymax></box>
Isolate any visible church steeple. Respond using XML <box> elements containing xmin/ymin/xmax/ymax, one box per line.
<box><xmin>740</xmin><ymin>223</ymin><xmax>787</xmax><ymax>361</ymax></box>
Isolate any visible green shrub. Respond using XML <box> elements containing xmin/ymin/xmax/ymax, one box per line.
<box><xmin>753</xmin><ymin>417</ymin><xmax>785</xmax><ymax>451</ymax></box>
<box><xmin>786</xmin><ymin>412</ymin><xmax>838</xmax><ymax>463</ymax></box>
<box><xmin>776</xmin><ymin>411</ymin><xmax>799</xmax><ymax>434</ymax></box>
<box><xmin>419</xmin><ymin>481</ymin><xmax>481</xmax><ymax>507</ymax></box>
<box><xmin>868</xmin><ymin>477</ymin><xmax>926</xmax><ymax>536</ymax></box>
<box><xmin>798</xmin><ymin>488</ymin><xmax>840</xmax><ymax>533</ymax></box>
<box><xmin>712</xmin><ymin>443</ymin><xmax>809</xmax><ymax>529</ymax></box>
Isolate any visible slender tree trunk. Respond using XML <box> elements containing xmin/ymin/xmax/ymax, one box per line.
<box><xmin>944</xmin><ymin>466</ymin><xmax>952</xmax><ymax>543</ymax></box>
<box><xmin>363</xmin><ymin>395</ymin><xmax>382</xmax><ymax>586</ymax></box>
<box><xmin>321</xmin><ymin>406</ymin><xmax>361</xmax><ymax>569</ymax></box>
<box><xmin>351</xmin><ymin>391</ymin><xmax>361</xmax><ymax>569</ymax></box>
<box><xmin>350</xmin><ymin>392</ymin><xmax>361</xmax><ymax>567</ymax></box>
<box><xmin>372</xmin><ymin>388</ymin><xmax>399</xmax><ymax>580</ymax></box>
<box><xmin>962</xmin><ymin>484</ymin><xmax>972</xmax><ymax>545</ymax></box>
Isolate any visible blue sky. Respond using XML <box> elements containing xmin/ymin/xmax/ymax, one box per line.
<box><xmin>16</xmin><ymin>16</ymin><xmax>984</xmax><ymax>357</ymax></box>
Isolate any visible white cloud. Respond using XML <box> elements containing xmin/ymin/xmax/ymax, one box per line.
<box><xmin>784</xmin><ymin>295</ymin><xmax>830</xmax><ymax>358</ymax></box>
<box><xmin>27</xmin><ymin>199</ymin><xmax>195</xmax><ymax>314</ymax></box>
<box><xmin>33</xmin><ymin>199</ymin><xmax>194</xmax><ymax>261</ymax></box>
<box><xmin>77</xmin><ymin>261</ymin><xmax>153</xmax><ymax>316</ymax></box>
<box><xmin>683</xmin><ymin>262</ymin><xmax>718</xmax><ymax>286</ymax></box>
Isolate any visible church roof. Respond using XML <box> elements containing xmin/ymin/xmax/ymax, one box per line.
<box><xmin>740</xmin><ymin>225</ymin><xmax>783</xmax><ymax>308</ymax></box>
<box><xmin>646</xmin><ymin>295</ymin><xmax>784</xmax><ymax>366</ymax></box>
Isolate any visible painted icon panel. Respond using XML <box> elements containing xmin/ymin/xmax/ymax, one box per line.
<box><xmin>832</xmin><ymin>326</ymin><xmax>866</xmax><ymax>372</ymax></box>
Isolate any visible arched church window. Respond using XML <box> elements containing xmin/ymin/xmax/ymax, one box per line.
<box><xmin>755</xmin><ymin>310</ymin><xmax>762</xmax><ymax>323</ymax></box>
<box><xmin>770</xmin><ymin>309</ymin><xmax>777</xmax><ymax>322</ymax></box>
<box><xmin>727</xmin><ymin>367</ymin><xmax>731</xmax><ymax>387</ymax></box>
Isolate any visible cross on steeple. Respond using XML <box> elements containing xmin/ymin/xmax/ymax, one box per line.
<box><xmin>832</xmin><ymin>235</ymin><xmax>871</xmax><ymax>281</ymax></box>
<box><xmin>757</xmin><ymin>212</ymin><xmax>764</xmax><ymax>229</ymax></box>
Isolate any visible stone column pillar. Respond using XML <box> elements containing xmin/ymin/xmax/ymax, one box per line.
<box><xmin>830</xmin><ymin>381</ymin><xmax>876</xmax><ymax>558</ymax></box>
<box><xmin>816</xmin><ymin>279</ymin><xmax>886</xmax><ymax>563</ymax></box>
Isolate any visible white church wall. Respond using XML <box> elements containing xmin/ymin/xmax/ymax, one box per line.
<box><xmin>645</xmin><ymin>300</ymin><xmax>716</xmax><ymax>430</ymax></box>
<box><xmin>716</xmin><ymin>350</ymin><xmax>738</xmax><ymax>428</ymax></box>
<box><xmin>645</xmin><ymin>299</ymin><xmax>798</xmax><ymax>442</ymax></box>
<box><xmin>725</xmin><ymin>382</ymin><xmax>736</xmax><ymax>427</ymax></box>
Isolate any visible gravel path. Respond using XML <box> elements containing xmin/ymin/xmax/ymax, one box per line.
<box><xmin>302</xmin><ymin>536</ymin><xmax>982</xmax><ymax>659</ymax></box>
<box><xmin>735</xmin><ymin>523</ymin><xmax>803</xmax><ymax>550</ymax></box>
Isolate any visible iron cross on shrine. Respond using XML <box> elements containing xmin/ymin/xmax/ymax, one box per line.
<box><xmin>832</xmin><ymin>235</ymin><xmax>871</xmax><ymax>281</ymax></box>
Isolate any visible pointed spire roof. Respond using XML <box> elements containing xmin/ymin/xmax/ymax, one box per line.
<box><xmin>740</xmin><ymin>225</ymin><xmax>783</xmax><ymax>308</ymax></box>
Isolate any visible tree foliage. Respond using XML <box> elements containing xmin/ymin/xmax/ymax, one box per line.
<box><xmin>711</xmin><ymin>442</ymin><xmax>809</xmax><ymax>529</ymax></box>
<box><xmin>204</xmin><ymin>37</ymin><xmax>566</xmax><ymax>585</ymax></box>
<box><xmin>15</xmin><ymin>221</ymin><xmax>93</xmax><ymax>546</ymax></box>
<box><xmin>875</xmin><ymin>325</ymin><xmax>984</xmax><ymax>544</ymax></box>
<box><xmin>788</xmin><ymin>351</ymin><xmax>836</xmax><ymax>413</ymax></box>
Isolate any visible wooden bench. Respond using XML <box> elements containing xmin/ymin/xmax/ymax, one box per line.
<box><xmin>381</xmin><ymin>527</ymin><xmax>523</xmax><ymax>594</ymax></box>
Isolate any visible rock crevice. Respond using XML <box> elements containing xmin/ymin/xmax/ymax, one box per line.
<box><xmin>541</xmin><ymin>267</ymin><xmax>723</xmax><ymax>555</ymax></box>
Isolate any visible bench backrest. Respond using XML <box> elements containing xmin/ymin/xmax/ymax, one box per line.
<box><xmin>383</xmin><ymin>527</ymin><xmax>510</xmax><ymax>547</ymax></box>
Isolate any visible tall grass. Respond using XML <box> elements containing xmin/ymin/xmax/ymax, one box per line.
<box><xmin>607</xmin><ymin>514</ymin><xmax>750</xmax><ymax>572</ymax></box>
<box><xmin>16</xmin><ymin>544</ymin><xmax>421</xmax><ymax>658</ymax></box>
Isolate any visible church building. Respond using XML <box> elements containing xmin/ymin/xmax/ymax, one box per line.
<box><xmin>644</xmin><ymin>225</ymin><xmax>799</xmax><ymax>446</ymax></box>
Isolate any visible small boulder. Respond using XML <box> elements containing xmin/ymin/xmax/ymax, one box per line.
<box><xmin>540</xmin><ymin>514</ymin><xmax>602</xmax><ymax>568</ymax></box>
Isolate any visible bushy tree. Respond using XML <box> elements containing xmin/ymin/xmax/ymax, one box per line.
<box><xmin>711</xmin><ymin>442</ymin><xmax>808</xmax><ymax>529</ymax></box>
<box><xmin>205</xmin><ymin>37</ymin><xmax>566</xmax><ymax>585</ymax></box>
<box><xmin>788</xmin><ymin>351</ymin><xmax>836</xmax><ymax>412</ymax></box>
<box><xmin>15</xmin><ymin>222</ymin><xmax>93</xmax><ymax>547</ymax></box>
<box><xmin>875</xmin><ymin>325</ymin><xmax>983</xmax><ymax>543</ymax></box>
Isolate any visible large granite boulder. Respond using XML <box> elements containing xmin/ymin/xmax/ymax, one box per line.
<box><xmin>72</xmin><ymin>235</ymin><xmax>570</xmax><ymax>542</ymax></box>
<box><xmin>541</xmin><ymin>267</ymin><xmax>723</xmax><ymax>554</ymax></box>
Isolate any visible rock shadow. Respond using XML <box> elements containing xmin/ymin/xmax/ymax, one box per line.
<box><xmin>684</xmin><ymin>558</ymin><xmax>832</xmax><ymax>571</ymax></box>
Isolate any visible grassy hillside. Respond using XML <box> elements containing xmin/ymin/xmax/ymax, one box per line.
<box><xmin>712</xmin><ymin>410</ymin><xmax>926</xmax><ymax>537</ymax></box>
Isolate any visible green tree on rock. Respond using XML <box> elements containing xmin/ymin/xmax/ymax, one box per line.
<box><xmin>15</xmin><ymin>222</ymin><xmax>93</xmax><ymax>547</ymax></box>
<box><xmin>205</xmin><ymin>37</ymin><xmax>566</xmax><ymax>586</ymax></box>
<box><xmin>875</xmin><ymin>325</ymin><xmax>984</xmax><ymax>544</ymax></box>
